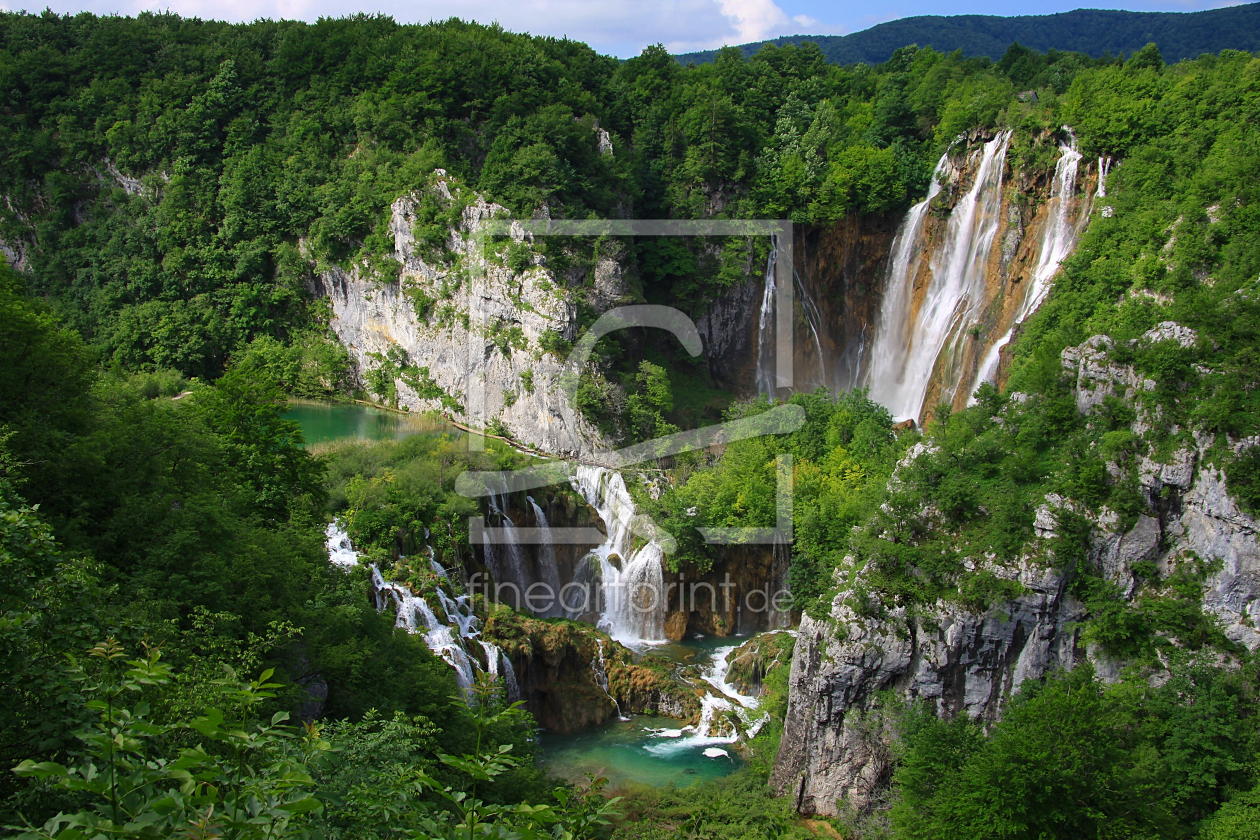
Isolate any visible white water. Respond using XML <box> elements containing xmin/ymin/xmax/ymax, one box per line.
<box><xmin>569</xmin><ymin>466</ymin><xmax>668</xmax><ymax>644</ymax></box>
<box><xmin>794</xmin><ymin>266</ymin><xmax>829</xmax><ymax>391</ymax></box>
<box><xmin>971</xmin><ymin>131</ymin><xmax>1084</xmax><ymax>395</ymax></box>
<box><xmin>865</xmin><ymin>155</ymin><xmax>947</xmax><ymax>418</ymax></box>
<box><xmin>326</xmin><ymin>520</ymin><xmax>523</xmax><ymax>698</ymax></box>
<box><xmin>527</xmin><ymin>496</ymin><xmax>565</xmax><ymax>618</ymax></box>
<box><xmin>755</xmin><ymin>241</ymin><xmax>779</xmax><ymax>397</ymax></box>
<box><xmin>866</xmin><ymin>131</ymin><xmax>1013</xmax><ymax>421</ymax></box>
<box><xmin>645</xmin><ymin>645</ymin><xmax>764</xmax><ymax>758</ymax></box>
<box><xmin>591</xmin><ymin>638</ymin><xmax>629</xmax><ymax>719</ymax></box>
<box><xmin>480</xmin><ymin>640</ymin><xmax>521</xmax><ymax>702</ymax></box>
<box><xmin>371</xmin><ymin>565</ymin><xmax>477</xmax><ymax>690</ymax></box>
<box><xmin>325</xmin><ymin>522</ymin><xmax>360</xmax><ymax>569</ymax></box>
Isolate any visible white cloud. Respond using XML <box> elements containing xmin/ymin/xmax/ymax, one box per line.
<box><xmin>12</xmin><ymin>0</ymin><xmax>827</xmax><ymax>57</ymax></box>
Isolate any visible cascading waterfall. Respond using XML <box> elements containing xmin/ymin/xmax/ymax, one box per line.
<box><xmin>755</xmin><ymin>240</ymin><xmax>778</xmax><ymax>397</ymax></box>
<box><xmin>325</xmin><ymin>522</ymin><xmax>360</xmax><ymax>569</ymax></box>
<box><xmin>867</xmin><ymin>130</ymin><xmax>1013</xmax><ymax>421</ymax></box>
<box><xmin>972</xmin><ymin>130</ymin><xmax>1084</xmax><ymax>394</ymax></box>
<box><xmin>371</xmin><ymin>565</ymin><xmax>477</xmax><ymax>690</ymax></box>
<box><xmin>527</xmin><ymin>496</ymin><xmax>565</xmax><ymax>618</ymax></box>
<box><xmin>326</xmin><ymin>520</ymin><xmax>529</xmax><ymax>698</ymax></box>
<box><xmin>569</xmin><ymin>465</ymin><xmax>668</xmax><ymax>644</ymax></box>
<box><xmin>646</xmin><ymin>645</ymin><xmax>763</xmax><ymax>760</ymax></box>
<box><xmin>591</xmin><ymin>638</ymin><xmax>627</xmax><ymax>719</ymax></box>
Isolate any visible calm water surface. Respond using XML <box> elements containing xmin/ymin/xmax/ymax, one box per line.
<box><xmin>284</xmin><ymin>401</ymin><xmax>443</xmax><ymax>445</ymax></box>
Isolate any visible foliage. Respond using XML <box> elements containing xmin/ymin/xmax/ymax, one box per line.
<box><xmin>890</xmin><ymin>662</ymin><xmax>1260</xmax><ymax>839</ymax></box>
<box><xmin>612</xmin><ymin>770</ymin><xmax>809</xmax><ymax>840</ymax></box>
<box><xmin>8</xmin><ymin>642</ymin><xmax>618</xmax><ymax>840</ymax></box>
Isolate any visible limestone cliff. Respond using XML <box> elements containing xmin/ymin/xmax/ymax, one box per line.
<box><xmin>311</xmin><ymin>172</ymin><xmax>624</xmax><ymax>461</ymax></box>
<box><xmin>770</xmin><ymin>330</ymin><xmax>1260</xmax><ymax>817</ymax></box>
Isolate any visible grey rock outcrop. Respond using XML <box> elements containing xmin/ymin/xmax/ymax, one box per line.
<box><xmin>1060</xmin><ymin>335</ymin><xmax>1154</xmax><ymax>414</ymax></box>
<box><xmin>312</xmin><ymin>173</ymin><xmax>618</xmax><ymax>461</ymax></box>
<box><xmin>1176</xmin><ymin>465</ymin><xmax>1260</xmax><ymax>649</ymax></box>
<box><xmin>771</xmin><ymin>559</ymin><xmax>1083</xmax><ymax>815</ymax></box>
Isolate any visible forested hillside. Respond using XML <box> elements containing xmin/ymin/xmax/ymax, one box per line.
<box><xmin>676</xmin><ymin>3</ymin><xmax>1260</xmax><ymax>66</ymax></box>
<box><xmin>3</xmin><ymin>8</ymin><xmax>1260</xmax><ymax>839</ymax></box>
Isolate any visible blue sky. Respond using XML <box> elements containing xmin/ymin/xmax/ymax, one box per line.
<box><xmin>0</xmin><ymin>0</ymin><xmax>1247</xmax><ymax>57</ymax></box>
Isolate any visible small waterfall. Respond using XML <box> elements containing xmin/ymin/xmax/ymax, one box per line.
<box><xmin>1096</xmin><ymin>156</ymin><xmax>1112</xmax><ymax>198</ymax></box>
<box><xmin>591</xmin><ymin>638</ymin><xmax>627</xmax><ymax>719</ymax></box>
<box><xmin>866</xmin><ymin>132</ymin><xmax>1013</xmax><ymax>421</ymax></box>
<box><xmin>770</xmin><ymin>541</ymin><xmax>791</xmax><ymax>630</ymax></box>
<box><xmin>972</xmin><ymin>130</ymin><xmax>1084</xmax><ymax>394</ymax></box>
<box><xmin>794</xmin><ymin>266</ymin><xmax>828</xmax><ymax>390</ymax></box>
<box><xmin>331</xmin><ymin>522</ymin><xmax>483</xmax><ymax>694</ymax></box>
<box><xmin>497</xmin><ymin>504</ymin><xmax>528</xmax><ymax>594</ymax></box>
<box><xmin>325</xmin><ymin>522</ymin><xmax>360</xmax><ymax>569</ymax></box>
<box><xmin>527</xmin><ymin>496</ymin><xmax>565</xmax><ymax>618</ymax></box>
<box><xmin>479</xmin><ymin>640</ymin><xmax>520</xmax><ymax>701</ymax></box>
<box><xmin>569</xmin><ymin>466</ymin><xmax>668</xmax><ymax>644</ymax></box>
<box><xmin>500</xmin><ymin>649</ymin><xmax>520</xmax><ymax>702</ymax></box>
<box><xmin>755</xmin><ymin>241</ymin><xmax>779</xmax><ymax>397</ymax></box>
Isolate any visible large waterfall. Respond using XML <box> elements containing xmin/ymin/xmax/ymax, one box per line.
<box><xmin>867</xmin><ymin>130</ymin><xmax>1013</xmax><ymax>421</ymax></box>
<box><xmin>972</xmin><ymin>131</ymin><xmax>1085</xmax><ymax>394</ymax></box>
<box><xmin>866</xmin><ymin>129</ymin><xmax>1087</xmax><ymax>422</ymax></box>
<box><xmin>569</xmin><ymin>465</ymin><xmax>668</xmax><ymax>644</ymax></box>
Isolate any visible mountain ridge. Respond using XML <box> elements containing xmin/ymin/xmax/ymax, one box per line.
<box><xmin>674</xmin><ymin>3</ymin><xmax>1260</xmax><ymax>65</ymax></box>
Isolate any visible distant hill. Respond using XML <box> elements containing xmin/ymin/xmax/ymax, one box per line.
<box><xmin>674</xmin><ymin>4</ymin><xmax>1260</xmax><ymax>66</ymax></box>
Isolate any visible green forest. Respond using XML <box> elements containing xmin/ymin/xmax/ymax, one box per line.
<box><xmin>3</xmin><ymin>8</ymin><xmax>1260</xmax><ymax>839</ymax></box>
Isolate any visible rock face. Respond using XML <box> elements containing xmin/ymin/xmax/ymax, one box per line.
<box><xmin>770</xmin><ymin>332</ymin><xmax>1260</xmax><ymax>816</ymax></box>
<box><xmin>483</xmin><ymin>610</ymin><xmax>699</xmax><ymax>732</ymax></box>
<box><xmin>311</xmin><ymin>173</ymin><xmax>619</xmax><ymax>461</ymax></box>
<box><xmin>771</xmin><ymin>563</ymin><xmax>1083</xmax><ymax>815</ymax></box>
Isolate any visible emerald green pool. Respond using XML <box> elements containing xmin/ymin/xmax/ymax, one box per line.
<box><xmin>536</xmin><ymin>637</ymin><xmax>748</xmax><ymax>790</ymax></box>
<box><xmin>536</xmin><ymin>714</ymin><xmax>741</xmax><ymax>791</ymax></box>
<box><xmin>284</xmin><ymin>401</ymin><xmax>443</xmax><ymax>445</ymax></box>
